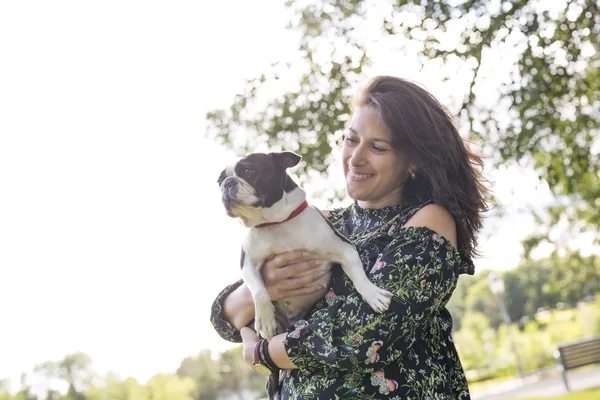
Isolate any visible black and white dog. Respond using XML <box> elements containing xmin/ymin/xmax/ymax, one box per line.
<box><xmin>218</xmin><ymin>151</ymin><xmax>392</xmax><ymax>343</ymax></box>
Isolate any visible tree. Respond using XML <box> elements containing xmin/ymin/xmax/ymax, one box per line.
<box><xmin>85</xmin><ymin>375</ymin><xmax>146</xmax><ymax>400</ymax></box>
<box><xmin>12</xmin><ymin>373</ymin><xmax>37</xmax><ymax>400</ymax></box>
<box><xmin>218</xmin><ymin>345</ymin><xmax>267</xmax><ymax>397</ymax></box>
<box><xmin>43</xmin><ymin>390</ymin><xmax>60</xmax><ymax>400</ymax></box>
<box><xmin>545</xmin><ymin>251</ymin><xmax>600</xmax><ymax>304</ymax></box>
<box><xmin>503</xmin><ymin>265</ymin><xmax>542</xmax><ymax>320</ymax></box>
<box><xmin>144</xmin><ymin>374</ymin><xmax>195</xmax><ymax>400</ymax></box>
<box><xmin>453</xmin><ymin>311</ymin><xmax>496</xmax><ymax>371</ymax></box>
<box><xmin>176</xmin><ymin>350</ymin><xmax>221</xmax><ymax>400</ymax></box>
<box><xmin>85</xmin><ymin>374</ymin><xmax>195</xmax><ymax>400</ymax></box>
<box><xmin>34</xmin><ymin>352</ymin><xmax>93</xmax><ymax>400</ymax></box>
<box><xmin>0</xmin><ymin>379</ymin><xmax>14</xmax><ymax>400</ymax></box>
<box><xmin>447</xmin><ymin>273</ymin><xmax>478</xmax><ymax>330</ymax></box>
<box><xmin>464</xmin><ymin>274</ymin><xmax>503</xmax><ymax>328</ymax></box>
<box><xmin>217</xmin><ymin>346</ymin><xmax>249</xmax><ymax>398</ymax></box>
<box><xmin>206</xmin><ymin>0</ymin><xmax>600</xmax><ymax>241</ymax></box>
<box><xmin>206</xmin><ymin>0</ymin><xmax>366</xmax><ymax>195</ymax></box>
<box><xmin>176</xmin><ymin>347</ymin><xmax>266</xmax><ymax>400</ymax></box>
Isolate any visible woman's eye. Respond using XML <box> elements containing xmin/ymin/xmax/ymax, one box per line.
<box><xmin>345</xmin><ymin>135</ymin><xmax>358</xmax><ymax>144</ymax></box>
<box><xmin>372</xmin><ymin>145</ymin><xmax>386</xmax><ymax>153</ymax></box>
<box><xmin>243</xmin><ymin>169</ymin><xmax>255</xmax><ymax>179</ymax></box>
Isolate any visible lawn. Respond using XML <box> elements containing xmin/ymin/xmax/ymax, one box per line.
<box><xmin>515</xmin><ymin>387</ymin><xmax>600</xmax><ymax>400</ymax></box>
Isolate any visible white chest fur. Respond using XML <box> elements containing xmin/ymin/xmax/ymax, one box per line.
<box><xmin>241</xmin><ymin>203</ymin><xmax>392</xmax><ymax>341</ymax></box>
<box><xmin>244</xmin><ymin>208</ymin><xmax>342</xmax><ymax>265</ymax></box>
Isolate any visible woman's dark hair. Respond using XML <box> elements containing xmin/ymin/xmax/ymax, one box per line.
<box><xmin>354</xmin><ymin>75</ymin><xmax>490</xmax><ymax>259</ymax></box>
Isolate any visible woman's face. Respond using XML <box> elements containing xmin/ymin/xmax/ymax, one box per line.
<box><xmin>342</xmin><ymin>105</ymin><xmax>411</xmax><ymax>209</ymax></box>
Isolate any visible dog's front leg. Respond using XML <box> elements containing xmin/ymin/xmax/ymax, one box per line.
<box><xmin>332</xmin><ymin>243</ymin><xmax>393</xmax><ymax>313</ymax></box>
<box><xmin>241</xmin><ymin>257</ymin><xmax>277</xmax><ymax>341</ymax></box>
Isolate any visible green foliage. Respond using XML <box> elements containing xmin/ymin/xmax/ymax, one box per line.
<box><xmin>176</xmin><ymin>350</ymin><xmax>221</xmax><ymax>400</ymax></box>
<box><xmin>34</xmin><ymin>352</ymin><xmax>93</xmax><ymax>398</ymax></box>
<box><xmin>453</xmin><ymin>311</ymin><xmax>497</xmax><ymax>370</ymax></box>
<box><xmin>448</xmin><ymin>250</ymin><xmax>600</xmax><ymax>382</ymax></box>
<box><xmin>86</xmin><ymin>374</ymin><xmax>195</xmax><ymax>400</ymax></box>
<box><xmin>205</xmin><ymin>0</ymin><xmax>366</xmax><ymax>187</ymax></box>
<box><xmin>464</xmin><ymin>273</ymin><xmax>503</xmax><ymax>327</ymax></box>
<box><xmin>206</xmin><ymin>0</ymin><xmax>369</xmax><ymax>201</ymax></box>
<box><xmin>447</xmin><ymin>275</ymin><xmax>471</xmax><ymax>330</ymax></box>
<box><xmin>86</xmin><ymin>376</ymin><xmax>144</xmax><ymax>400</ymax></box>
<box><xmin>455</xmin><ymin>300</ymin><xmax>600</xmax><ymax>383</ymax></box>
<box><xmin>206</xmin><ymin>0</ymin><xmax>600</xmax><ymax>245</ymax></box>
<box><xmin>145</xmin><ymin>374</ymin><xmax>196</xmax><ymax>400</ymax></box>
<box><xmin>449</xmin><ymin>252</ymin><xmax>600</xmax><ymax>330</ymax></box>
<box><xmin>0</xmin><ymin>380</ymin><xmax>9</xmax><ymax>400</ymax></box>
<box><xmin>176</xmin><ymin>347</ymin><xmax>266</xmax><ymax>400</ymax></box>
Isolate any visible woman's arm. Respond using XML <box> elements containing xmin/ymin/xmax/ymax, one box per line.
<box><xmin>268</xmin><ymin>332</ymin><xmax>296</xmax><ymax>369</ymax></box>
<box><xmin>222</xmin><ymin>284</ymin><xmax>255</xmax><ymax>332</ymax></box>
<box><xmin>241</xmin><ymin>328</ymin><xmax>297</xmax><ymax>369</ymax></box>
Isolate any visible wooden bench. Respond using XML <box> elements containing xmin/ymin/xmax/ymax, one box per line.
<box><xmin>554</xmin><ymin>336</ymin><xmax>600</xmax><ymax>391</ymax></box>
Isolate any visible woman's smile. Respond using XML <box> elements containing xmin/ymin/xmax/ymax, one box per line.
<box><xmin>348</xmin><ymin>170</ymin><xmax>374</xmax><ymax>181</ymax></box>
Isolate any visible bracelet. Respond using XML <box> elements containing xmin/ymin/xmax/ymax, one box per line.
<box><xmin>257</xmin><ymin>339</ymin><xmax>270</xmax><ymax>372</ymax></box>
<box><xmin>260</xmin><ymin>339</ymin><xmax>279</xmax><ymax>372</ymax></box>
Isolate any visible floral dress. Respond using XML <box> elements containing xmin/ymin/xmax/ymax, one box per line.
<box><xmin>211</xmin><ymin>200</ymin><xmax>474</xmax><ymax>399</ymax></box>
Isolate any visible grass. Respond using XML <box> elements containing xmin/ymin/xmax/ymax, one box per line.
<box><xmin>514</xmin><ymin>387</ymin><xmax>600</xmax><ymax>400</ymax></box>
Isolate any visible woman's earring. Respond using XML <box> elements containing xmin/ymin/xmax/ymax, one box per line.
<box><xmin>409</xmin><ymin>170</ymin><xmax>416</xmax><ymax>179</ymax></box>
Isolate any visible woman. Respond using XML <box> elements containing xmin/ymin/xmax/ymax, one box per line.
<box><xmin>211</xmin><ymin>76</ymin><xmax>488</xmax><ymax>398</ymax></box>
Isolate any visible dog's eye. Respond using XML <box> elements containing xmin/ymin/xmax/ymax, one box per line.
<box><xmin>243</xmin><ymin>169</ymin><xmax>255</xmax><ymax>179</ymax></box>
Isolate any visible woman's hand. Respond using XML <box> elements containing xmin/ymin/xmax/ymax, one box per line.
<box><xmin>262</xmin><ymin>251</ymin><xmax>327</xmax><ymax>302</ymax></box>
<box><xmin>240</xmin><ymin>327</ymin><xmax>260</xmax><ymax>369</ymax></box>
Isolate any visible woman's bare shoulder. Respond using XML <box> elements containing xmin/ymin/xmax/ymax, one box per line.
<box><xmin>405</xmin><ymin>204</ymin><xmax>457</xmax><ymax>248</ymax></box>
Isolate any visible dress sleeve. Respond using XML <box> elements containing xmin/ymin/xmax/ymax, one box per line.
<box><xmin>210</xmin><ymin>279</ymin><xmax>244</xmax><ymax>343</ymax></box>
<box><xmin>283</xmin><ymin>227</ymin><xmax>462</xmax><ymax>373</ymax></box>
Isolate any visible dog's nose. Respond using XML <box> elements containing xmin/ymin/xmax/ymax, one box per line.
<box><xmin>223</xmin><ymin>178</ymin><xmax>237</xmax><ymax>190</ymax></box>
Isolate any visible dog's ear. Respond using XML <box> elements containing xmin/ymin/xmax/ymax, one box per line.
<box><xmin>272</xmin><ymin>151</ymin><xmax>301</xmax><ymax>169</ymax></box>
<box><xmin>217</xmin><ymin>169</ymin><xmax>227</xmax><ymax>186</ymax></box>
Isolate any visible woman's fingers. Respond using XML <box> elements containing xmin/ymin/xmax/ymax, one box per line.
<box><xmin>282</xmin><ymin>284</ymin><xmax>326</xmax><ymax>299</ymax></box>
<box><xmin>270</xmin><ymin>268</ymin><xmax>328</xmax><ymax>301</ymax></box>
<box><xmin>279</xmin><ymin>259</ymin><xmax>324</xmax><ymax>279</ymax></box>
<box><xmin>262</xmin><ymin>251</ymin><xmax>328</xmax><ymax>301</ymax></box>
<box><xmin>279</xmin><ymin>269</ymin><xmax>326</xmax><ymax>290</ymax></box>
<box><xmin>265</xmin><ymin>251</ymin><xmax>311</xmax><ymax>270</ymax></box>
<box><xmin>263</xmin><ymin>251</ymin><xmax>319</xmax><ymax>283</ymax></box>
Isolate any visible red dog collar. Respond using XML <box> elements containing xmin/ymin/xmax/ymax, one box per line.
<box><xmin>256</xmin><ymin>201</ymin><xmax>309</xmax><ymax>228</ymax></box>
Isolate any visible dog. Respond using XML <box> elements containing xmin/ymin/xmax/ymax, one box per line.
<box><xmin>218</xmin><ymin>151</ymin><xmax>392</xmax><ymax>398</ymax></box>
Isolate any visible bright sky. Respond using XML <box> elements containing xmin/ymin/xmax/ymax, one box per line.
<box><xmin>0</xmin><ymin>0</ymin><xmax>561</xmax><ymax>392</ymax></box>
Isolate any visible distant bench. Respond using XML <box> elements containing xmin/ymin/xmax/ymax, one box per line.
<box><xmin>554</xmin><ymin>336</ymin><xmax>600</xmax><ymax>391</ymax></box>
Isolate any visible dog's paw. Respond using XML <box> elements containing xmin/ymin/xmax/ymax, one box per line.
<box><xmin>255</xmin><ymin>315</ymin><xmax>277</xmax><ymax>341</ymax></box>
<box><xmin>254</xmin><ymin>294</ymin><xmax>277</xmax><ymax>341</ymax></box>
<box><xmin>357</xmin><ymin>283</ymin><xmax>393</xmax><ymax>313</ymax></box>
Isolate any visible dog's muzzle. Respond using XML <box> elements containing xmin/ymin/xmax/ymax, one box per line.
<box><xmin>221</xmin><ymin>177</ymin><xmax>240</xmax><ymax>214</ymax></box>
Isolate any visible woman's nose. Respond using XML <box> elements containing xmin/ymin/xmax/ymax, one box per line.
<box><xmin>349</xmin><ymin>145</ymin><xmax>367</xmax><ymax>166</ymax></box>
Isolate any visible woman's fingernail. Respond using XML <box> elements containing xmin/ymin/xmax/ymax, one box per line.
<box><xmin>303</xmin><ymin>252</ymin><xmax>310</xmax><ymax>257</ymax></box>
<box><xmin>312</xmin><ymin>260</ymin><xmax>323</xmax><ymax>266</ymax></box>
